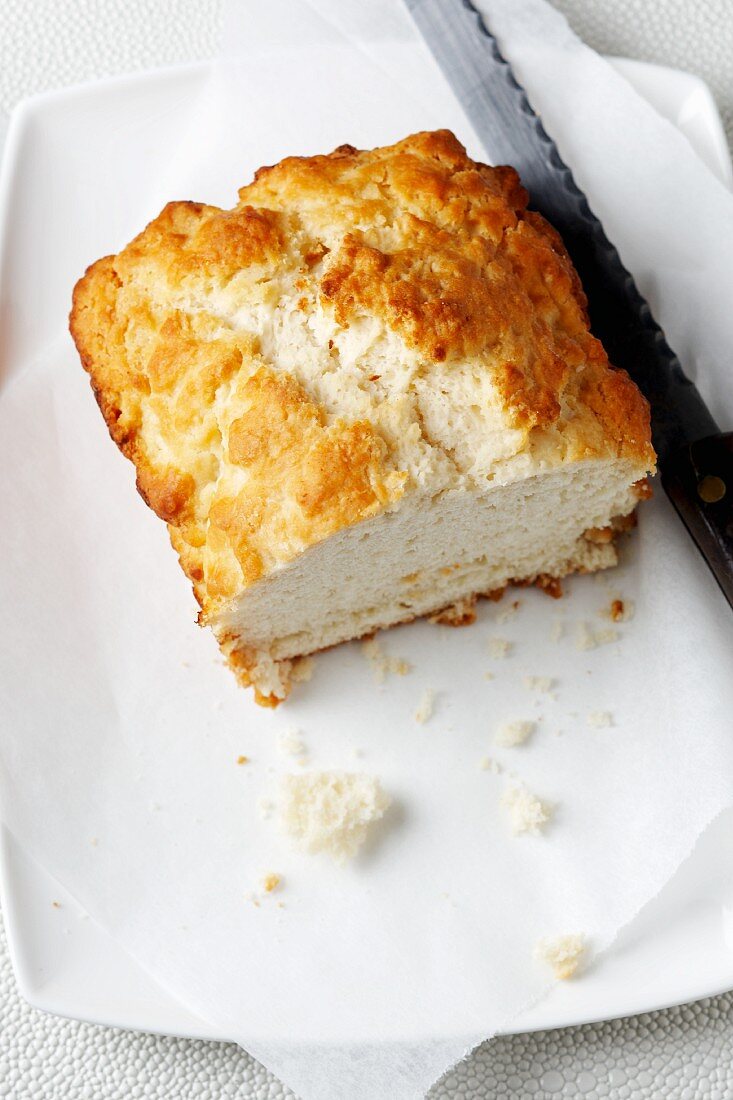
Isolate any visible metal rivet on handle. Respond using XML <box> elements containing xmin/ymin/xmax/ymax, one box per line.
<box><xmin>697</xmin><ymin>475</ymin><xmax>727</xmax><ymax>503</ymax></box>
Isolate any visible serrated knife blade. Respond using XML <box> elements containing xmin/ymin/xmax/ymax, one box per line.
<box><xmin>403</xmin><ymin>0</ymin><xmax>733</xmax><ymax>608</ymax></box>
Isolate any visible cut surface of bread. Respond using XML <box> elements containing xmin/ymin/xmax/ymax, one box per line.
<box><xmin>70</xmin><ymin>129</ymin><xmax>655</xmax><ymax>705</ymax></box>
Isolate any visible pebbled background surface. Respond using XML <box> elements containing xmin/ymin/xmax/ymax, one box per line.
<box><xmin>1</xmin><ymin>1</ymin><xmax>732</xmax><ymax>1096</ymax></box>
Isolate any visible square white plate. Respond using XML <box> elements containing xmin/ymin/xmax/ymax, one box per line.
<box><xmin>1</xmin><ymin>56</ymin><xmax>732</xmax><ymax>1042</ymax></box>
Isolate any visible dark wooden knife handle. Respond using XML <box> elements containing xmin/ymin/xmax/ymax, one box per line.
<box><xmin>661</xmin><ymin>433</ymin><xmax>733</xmax><ymax>609</ymax></box>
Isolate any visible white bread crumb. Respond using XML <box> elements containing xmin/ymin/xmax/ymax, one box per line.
<box><xmin>535</xmin><ymin>933</ymin><xmax>587</xmax><ymax>979</ymax></box>
<box><xmin>495</xmin><ymin>600</ymin><xmax>521</xmax><ymax>625</ymax></box>
<box><xmin>279</xmin><ymin>771</ymin><xmax>391</xmax><ymax>863</ymax></box>
<box><xmin>587</xmin><ymin>710</ymin><xmax>613</xmax><ymax>728</ymax></box>
<box><xmin>278</xmin><ymin>727</ymin><xmax>307</xmax><ymax>760</ymax></box>
<box><xmin>479</xmin><ymin>756</ymin><xmax>502</xmax><ymax>774</ymax></box>
<box><xmin>549</xmin><ymin>619</ymin><xmax>565</xmax><ymax>642</ymax></box>
<box><xmin>488</xmin><ymin>637</ymin><xmax>512</xmax><ymax>659</ymax></box>
<box><xmin>494</xmin><ymin>720</ymin><xmax>535</xmax><ymax>748</ymax></box>
<box><xmin>362</xmin><ymin>637</ymin><xmax>412</xmax><ymax>683</ymax></box>
<box><xmin>484</xmin><ymin>670</ymin><xmax>495</xmax><ymax>681</ymax></box>
<box><xmin>601</xmin><ymin>597</ymin><xmax>634</xmax><ymax>623</ymax></box>
<box><xmin>575</xmin><ymin>622</ymin><xmax>619</xmax><ymax>651</ymax></box>
<box><xmin>257</xmin><ymin>796</ymin><xmax>274</xmax><ymax>821</ymax></box>
<box><xmin>523</xmin><ymin>676</ymin><xmax>554</xmax><ymax>693</ymax></box>
<box><xmin>414</xmin><ymin>689</ymin><xmax>435</xmax><ymax>724</ymax></box>
<box><xmin>501</xmin><ymin>784</ymin><xmax>551</xmax><ymax>835</ymax></box>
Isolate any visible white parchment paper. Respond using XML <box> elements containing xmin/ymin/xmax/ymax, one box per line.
<box><xmin>1</xmin><ymin>2</ymin><xmax>733</xmax><ymax>1097</ymax></box>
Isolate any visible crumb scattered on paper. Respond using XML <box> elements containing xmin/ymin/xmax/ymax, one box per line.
<box><xmin>261</xmin><ymin>872</ymin><xmax>281</xmax><ymax>894</ymax></box>
<box><xmin>523</xmin><ymin>675</ymin><xmax>554</xmax><ymax>693</ymax></box>
<box><xmin>479</xmin><ymin>756</ymin><xmax>502</xmax><ymax>774</ymax></box>
<box><xmin>550</xmin><ymin>619</ymin><xmax>565</xmax><ymax>642</ymax></box>
<box><xmin>257</xmin><ymin>796</ymin><xmax>275</xmax><ymax>821</ymax></box>
<box><xmin>488</xmin><ymin>637</ymin><xmax>512</xmax><ymax>659</ymax></box>
<box><xmin>414</xmin><ymin>689</ymin><xmax>435</xmax><ymax>724</ymax></box>
<box><xmin>236</xmin><ymin>755</ymin><xmax>249</xmax><ymax>765</ymax></box>
<box><xmin>278</xmin><ymin>728</ymin><xmax>307</xmax><ymax>761</ymax></box>
<box><xmin>575</xmin><ymin>622</ymin><xmax>619</xmax><ymax>651</ymax></box>
<box><xmin>362</xmin><ymin>637</ymin><xmax>412</xmax><ymax>683</ymax></box>
<box><xmin>587</xmin><ymin>710</ymin><xmax>613</xmax><ymax>728</ymax></box>
<box><xmin>51</xmin><ymin>900</ymin><xmax>61</xmax><ymax>909</ymax></box>
<box><xmin>501</xmin><ymin>784</ymin><xmax>551</xmax><ymax>836</ymax></box>
<box><xmin>495</xmin><ymin>600</ymin><xmax>521</xmax><ymax>625</ymax></box>
<box><xmin>494</xmin><ymin>720</ymin><xmax>535</xmax><ymax>748</ymax></box>
<box><xmin>535</xmin><ymin>934</ymin><xmax>587</xmax><ymax>979</ymax></box>
<box><xmin>484</xmin><ymin>670</ymin><xmax>495</xmax><ymax>681</ymax></box>
<box><xmin>279</xmin><ymin>771</ymin><xmax>391</xmax><ymax>863</ymax></box>
<box><xmin>602</xmin><ymin>597</ymin><xmax>634</xmax><ymax>623</ymax></box>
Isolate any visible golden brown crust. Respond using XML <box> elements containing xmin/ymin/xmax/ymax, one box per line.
<box><xmin>70</xmin><ymin>129</ymin><xmax>654</xmax><ymax>628</ymax></box>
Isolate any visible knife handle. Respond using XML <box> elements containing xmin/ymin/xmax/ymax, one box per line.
<box><xmin>661</xmin><ymin>433</ymin><xmax>733</xmax><ymax>609</ymax></box>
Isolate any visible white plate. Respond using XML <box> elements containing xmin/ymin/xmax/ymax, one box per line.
<box><xmin>1</xmin><ymin>56</ymin><xmax>732</xmax><ymax>1042</ymax></box>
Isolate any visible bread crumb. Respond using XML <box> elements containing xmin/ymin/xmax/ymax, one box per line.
<box><xmin>488</xmin><ymin>637</ymin><xmax>512</xmax><ymax>659</ymax></box>
<box><xmin>501</xmin><ymin>784</ymin><xmax>551</xmax><ymax>835</ymax></box>
<box><xmin>479</xmin><ymin>756</ymin><xmax>502</xmax><ymax>774</ymax></box>
<box><xmin>575</xmin><ymin>622</ymin><xmax>596</xmax><ymax>651</ymax></box>
<box><xmin>257</xmin><ymin>796</ymin><xmax>274</xmax><ymax>821</ymax></box>
<box><xmin>484</xmin><ymin>670</ymin><xmax>495</xmax><ymax>681</ymax></box>
<box><xmin>550</xmin><ymin>619</ymin><xmax>565</xmax><ymax>642</ymax></box>
<box><xmin>494</xmin><ymin>720</ymin><xmax>535</xmax><ymax>748</ymax></box>
<box><xmin>279</xmin><ymin>771</ymin><xmax>391</xmax><ymax>863</ymax></box>
<box><xmin>261</xmin><ymin>872</ymin><xmax>281</xmax><ymax>894</ymax></box>
<box><xmin>495</xmin><ymin>601</ymin><xmax>520</xmax><ymax>625</ymax></box>
<box><xmin>535</xmin><ymin>934</ymin><xmax>587</xmax><ymax>979</ymax></box>
<box><xmin>278</xmin><ymin>727</ymin><xmax>307</xmax><ymax>760</ymax></box>
<box><xmin>587</xmin><ymin>710</ymin><xmax>613</xmax><ymax>728</ymax></box>
<box><xmin>236</xmin><ymin>755</ymin><xmax>249</xmax><ymax>765</ymax></box>
<box><xmin>575</xmin><ymin>622</ymin><xmax>619</xmax><ymax>651</ymax></box>
<box><xmin>523</xmin><ymin>676</ymin><xmax>554</xmax><ymax>693</ymax></box>
<box><xmin>51</xmin><ymin>900</ymin><xmax>61</xmax><ymax>909</ymax></box>
<box><xmin>414</xmin><ymin>689</ymin><xmax>435</xmax><ymax>724</ymax></box>
<box><xmin>90</xmin><ymin>837</ymin><xmax>98</xmax><ymax>847</ymax></box>
<box><xmin>603</xmin><ymin>598</ymin><xmax>634</xmax><ymax>623</ymax></box>
<box><xmin>362</xmin><ymin>637</ymin><xmax>412</xmax><ymax>683</ymax></box>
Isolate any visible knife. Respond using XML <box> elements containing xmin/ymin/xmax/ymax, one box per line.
<box><xmin>403</xmin><ymin>0</ymin><xmax>733</xmax><ymax>608</ymax></box>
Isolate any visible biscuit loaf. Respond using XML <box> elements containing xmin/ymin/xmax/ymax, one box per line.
<box><xmin>70</xmin><ymin>130</ymin><xmax>655</xmax><ymax>705</ymax></box>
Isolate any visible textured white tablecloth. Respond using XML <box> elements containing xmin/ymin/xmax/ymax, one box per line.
<box><xmin>2</xmin><ymin>1</ymin><xmax>733</xmax><ymax>1096</ymax></box>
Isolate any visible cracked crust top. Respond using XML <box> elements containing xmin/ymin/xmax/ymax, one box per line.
<box><xmin>69</xmin><ymin>129</ymin><xmax>655</xmax><ymax>621</ymax></box>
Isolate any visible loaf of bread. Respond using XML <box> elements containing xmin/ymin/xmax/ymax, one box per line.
<box><xmin>70</xmin><ymin>130</ymin><xmax>655</xmax><ymax>705</ymax></box>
